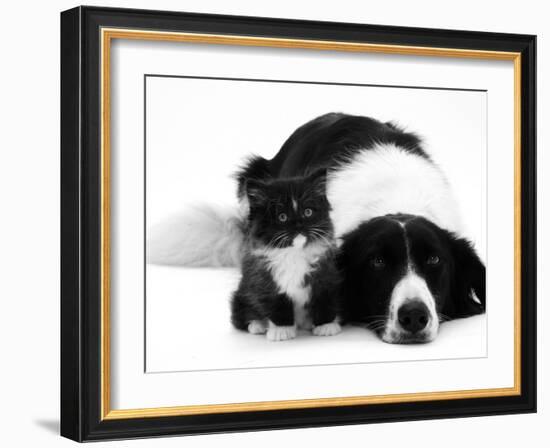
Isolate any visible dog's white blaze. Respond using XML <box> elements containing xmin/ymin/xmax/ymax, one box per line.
<box><xmin>382</xmin><ymin>270</ymin><xmax>439</xmax><ymax>343</ymax></box>
<box><xmin>327</xmin><ymin>143</ymin><xmax>464</xmax><ymax>241</ymax></box>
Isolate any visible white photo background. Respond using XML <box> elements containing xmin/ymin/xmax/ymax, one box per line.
<box><xmin>145</xmin><ymin>76</ymin><xmax>487</xmax><ymax>373</ymax></box>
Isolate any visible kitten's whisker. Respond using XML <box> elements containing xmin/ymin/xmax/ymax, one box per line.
<box><xmin>311</xmin><ymin>230</ymin><xmax>332</xmax><ymax>243</ymax></box>
<box><xmin>308</xmin><ymin>229</ymin><xmax>333</xmax><ymax>247</ymax></box>
<box><xmin>276</xmin><ymin>232</ymin><xmax>291</xmax><ymax>249</ymax></box>
<box><xmin>309</xmin><ymin>227</ymin><xmax>329</xmax><ymax>237</ymax></box>
<box><xmin>270</xmin><ymin>231</ymin><xmax>290</xmax><ymax>248</ymax></box>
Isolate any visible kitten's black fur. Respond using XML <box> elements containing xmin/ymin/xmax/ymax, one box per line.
<box><xmin>230</xmin><ymin>168</ymin><xmax>342</xmax><ymax>338</ymax></box>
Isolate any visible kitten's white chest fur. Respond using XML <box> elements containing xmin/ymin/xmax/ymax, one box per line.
<box><xmin>253</xmin><ymin>238</ymin><xmax>328</xmax><ymax>310</ymax></box>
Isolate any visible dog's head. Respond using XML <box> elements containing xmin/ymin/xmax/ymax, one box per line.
<box><xmin>339</xmin><ymin>214</ymin><xmax>485</xmax><ymax>343</ymax></box>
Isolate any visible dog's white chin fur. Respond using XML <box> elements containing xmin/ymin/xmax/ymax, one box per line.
<box><xmin>381</xmin><ymin>328</ymin><xmax>438</xmax><ymax>344</ymax></box>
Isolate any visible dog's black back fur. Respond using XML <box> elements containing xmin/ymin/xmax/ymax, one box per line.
<box><xmin>237</xmin><ymin>113</ymin><xmax>426</xmax><ymax>195</ymax></box>
<box><xmin>272</xmin><ymin>113</ymin><xmax>427</xmax><ymax>176</ymax></box>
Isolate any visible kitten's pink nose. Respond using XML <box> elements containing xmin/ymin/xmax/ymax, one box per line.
<box><xmin>292</xmin><ymin>234</ymin><xmax>307</xmax><ymax>248</ymax></box>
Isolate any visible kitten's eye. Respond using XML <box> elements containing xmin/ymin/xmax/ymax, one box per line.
<box><xmin>278</xmin><ymin>213</ymin><xmax>288</xmax><ymax>223</ymax></box>
<box><xmin>427</xmin><ymin>255</ymin><xmax>440</xmax><ymax>265</ymax></box>
<box><xmin>303</xmin><ymin>208</ymin><xmax>313</xmax><ymax>218</ymax></box>
<box><xmin>371</xmin><ymin>256</ymin><xmax>386</xmax><ymax>269</ymax></box>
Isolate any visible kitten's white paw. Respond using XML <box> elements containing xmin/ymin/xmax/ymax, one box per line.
<box><xmin>247</xmin><ymin>320</ymin><xmax>267</xmax><ymax>334</ymax></box>
<box><xmin>267</xmin><ymin>325</ymin><xmax>297</xmax><ymax>342</ymax></box>
<box><xmin>313</xmin><ymin>322</ymin><xmax>342</xmax><ymax>337</ymax></box>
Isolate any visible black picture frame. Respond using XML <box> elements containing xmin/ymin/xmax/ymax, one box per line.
<box><xmin>61</xmin><ymin>5</ymin><xmax>536</xmax><ymax>442</ymax></box>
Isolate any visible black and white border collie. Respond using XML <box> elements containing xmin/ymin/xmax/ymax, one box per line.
<box><xmin>148</xmin><ymin>113</ymin><xmax>486</xmax><ymax>344</ymax></box>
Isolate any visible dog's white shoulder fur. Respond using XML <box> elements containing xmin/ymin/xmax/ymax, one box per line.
<box><xmin>328</xmin><ymin>143</ymin><xmax>463</xmax><ymax>239</ymax></box>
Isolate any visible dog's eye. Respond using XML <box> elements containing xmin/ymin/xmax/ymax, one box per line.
<box><xmin>371</xmin><ymin>256</ymin><xmax>386</xmax><ymax>269</ymax></box>
<box><xmin>427</xmin><ymin>255</ymin><xmax>440</xmax><ymax>265</ymax></box>
<box><xmin>303</xmin><ymin>208</ymin><xmax>313</xmax><ymax>217</ymax></box>
<box><xmin>278</xmin><ymin>213</ymin><xmax>288</xmax><ymax>223</ymax></box>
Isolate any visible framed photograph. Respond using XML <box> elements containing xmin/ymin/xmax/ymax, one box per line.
<box><xmin>60</xmin><ymin>6</ymin><xmax>536</xmax><ymax>442</ymax></box>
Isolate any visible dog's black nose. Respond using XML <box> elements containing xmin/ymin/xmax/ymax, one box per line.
<box><xmin>398</xmin><ymin>301</ymin><xmax>430</xmax><ymax>333</ymax></box>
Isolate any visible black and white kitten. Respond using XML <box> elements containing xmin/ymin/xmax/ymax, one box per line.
<box><xmin>230</xmin><ymin>169</ymin><xmax>342</xmax><ymax>341</ymax></box>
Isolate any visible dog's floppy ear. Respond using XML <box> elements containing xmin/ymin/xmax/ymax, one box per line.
<box><xmin>444</xmin><ymin>235</ymin><xmax>486</xmax><ymax>318</ymax></box>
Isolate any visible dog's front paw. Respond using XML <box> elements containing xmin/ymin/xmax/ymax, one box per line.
<box><xmin>247</xmin><ymin>320</ymin><xmax>267</xmax><ymax>334</ymax></box>
<box><xmin>267</xmin><ymin>325</ymin><xmax>297</xmax><ymax>342</ymax></box>
<box><xmin>313</xmin><ymin>322</ymin><xmax>342</xmax><ymax>337</ymax></box>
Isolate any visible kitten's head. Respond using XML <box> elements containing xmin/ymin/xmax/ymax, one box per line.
<box><xmin>245</xmin><ymin>169</ymin><xmax>333</xmax><ymax>249</ymax></box>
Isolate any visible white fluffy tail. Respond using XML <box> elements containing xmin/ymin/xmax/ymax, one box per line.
<box><xmin>146</xmin><ymin>203</ymin><xmax>245</xmax><ymax>267</ymax></box>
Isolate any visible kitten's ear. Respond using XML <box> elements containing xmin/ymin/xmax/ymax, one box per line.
<box><xmin>307</xmin><ymin>168</ymin><xmax>328</xmax><ymax>194</ymax></box>
<box><xmin>245</xmin><ymin>178</ymin><xmax>268</xmax><ymax>206</ymax></box>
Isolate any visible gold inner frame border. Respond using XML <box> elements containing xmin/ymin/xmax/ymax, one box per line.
<box><xmin>99</xmin><ymin>27</ymin><xmax>522</xmax><ymax>421</ymax></box>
